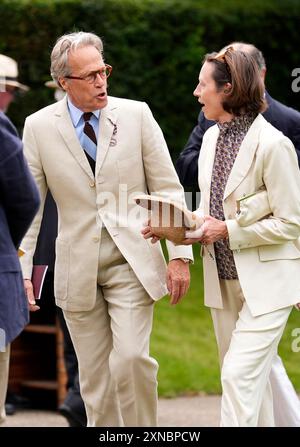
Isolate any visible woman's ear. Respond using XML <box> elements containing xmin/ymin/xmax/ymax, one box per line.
<box><xmin>223</xmin><ymin>82</ymin><xmax>232</xmax><ymax>94</ymax></box>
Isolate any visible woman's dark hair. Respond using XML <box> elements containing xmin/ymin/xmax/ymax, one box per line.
<box><xmin>204</xmin><ymin>47</ymin><xmax>267</xmax><ymax>116</ymax></box>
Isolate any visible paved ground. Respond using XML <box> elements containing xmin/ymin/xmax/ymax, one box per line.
<box><xmin>1</xmin><ymin>395</ymin><xmax>221</xmax><ymax>427</ymax></box>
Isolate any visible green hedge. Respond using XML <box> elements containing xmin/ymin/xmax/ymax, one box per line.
<box><xmin>0</xmin><ymin>0</ymin><xmax>299</xmax><ymax>159</ymax></box>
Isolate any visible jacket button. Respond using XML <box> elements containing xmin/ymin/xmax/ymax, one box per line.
<box><xmin>92</xmin><ymin>236</ymin><xmax>100</xmax><ymax>242</ymax></box>
<box><xmin>89</xmin><ymin>181</ymin><xmax>95</xmax><ymax>187</ymax></box>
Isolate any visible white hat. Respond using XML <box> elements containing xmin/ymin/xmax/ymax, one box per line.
<box><xmin>0</xmin><ymin>54</ymin><xmax>29</xmax><ymax>91</ymax></box>
<box><xmin>44</xmin><ymin>80</ymin><xmax>59</xmax><ymax>89</ymax></box>
<box><xmin>45</xmin><ymin>79</ymin><xmax>65</xmax><ymax>101</ymax></box>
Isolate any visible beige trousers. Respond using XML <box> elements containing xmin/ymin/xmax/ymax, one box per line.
<box><xmin>211</xmin><ymin>279</ymin><xmax>292</xmax><ymax>427</ymax></box>
<box><xmin>63</xmin><ymin>229</ymin><xmax>158</xmax><ymax>427</ymax></box>
<box><xmin>0</xmin><ymin>344</ymin><xmax>10</xmax><ymax>424</ymax></box>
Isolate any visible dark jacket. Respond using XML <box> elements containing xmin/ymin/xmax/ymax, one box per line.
<box><xmin>0</xmin><ymin>112</ymin><xmax>40</xmax><ymax>347</ymax></box>
<box><xmin>176</xmin><ymin>92</ymin><xmax>300</xmax><ymax>189</ymax></box>
<box><xmin>33</xmin><ymin>191</ymin><xmax>57</xmax><ymax>273</ymax></box>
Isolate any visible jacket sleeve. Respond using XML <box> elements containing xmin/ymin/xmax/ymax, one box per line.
<box><xmin>175</xmin><ymin>111</ymin><xmax>214</xmax><ymax>189</ymax></box>
<box><xmin>19</xmin><ymin>117</ymin><xmax>48</xmax><ymax>278</ymax></box>
<box><xmin>141</xmin><ymin>102</ymin><xmax>193</xmax><ymax>261</ymax></box>
<box><xmin>0</xmin><ymin>120</ymin><xmax>40</xmax><ymax>248</ymax></box>
<box><xmin>227</xmin><ymin>135</ymin><xmax>300</xmax><ymax>249</ymax></box>
<box><xmin>291</xmin><ymin>117</ymin><xmax>300</xmax><ymax>166</ymax></box>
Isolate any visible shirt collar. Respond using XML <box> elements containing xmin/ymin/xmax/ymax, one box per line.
<box><xmin>67</xmin><ymin>97</ymin><xmax>101</xmax><ymax>127</ymax></box>
<box><xmin>217</xmin><ymin>112</ymin><xmax>257</xmax><ymax>134</ymax></box>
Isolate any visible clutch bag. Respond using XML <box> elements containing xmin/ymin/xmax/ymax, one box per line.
<box><xmin>236</xmin><ymin>189</ymin><xmax>272</xmax><ymax>227</ymax></box>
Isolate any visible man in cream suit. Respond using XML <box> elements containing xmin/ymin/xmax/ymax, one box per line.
<box><xmin>20</xmin><ymin>32</ymin><xmax>193</xmax><ymax>427</ymax></box>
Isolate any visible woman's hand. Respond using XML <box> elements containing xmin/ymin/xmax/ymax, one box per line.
<box><xmin>182</xmin><ymin>215</ymin><xmax>228</xmax><ymax>245</ymax></box>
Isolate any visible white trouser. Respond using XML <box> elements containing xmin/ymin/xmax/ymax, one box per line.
<box><xmin>211</xmin><ymin>279</ymin><xmax>294</xmax><ymax>426</ymax></box>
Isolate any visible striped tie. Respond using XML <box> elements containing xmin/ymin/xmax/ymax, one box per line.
<box><xmin>82</xmin><ymin>112</ymin><xmax>97</xmax><ymax>173</ymax></box>
<box><xmin>83</xmin><ymin>112</ymin><xmax>97</xmax><ymax>145</ymax></box>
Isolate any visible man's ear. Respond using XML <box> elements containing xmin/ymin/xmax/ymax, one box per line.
<box><xmin>58</xmin><ymin>77</ymin><xmax>67</xmax><ymax>91</ymax></box>
<box><xmin>260</xmin><ymin>67</ymin><xmax>266</xmax><ymax>83</ymax></box>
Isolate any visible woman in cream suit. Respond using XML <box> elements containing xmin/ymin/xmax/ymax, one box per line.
<box><xmin>186</xmin><ymin>48</ymin><xmax>300</xmax><ymax>426</ymax></box>
<box><xmin>145</xmin><ymin>47</ymin><xmax>300</xmax><ymax>426</ymax></box>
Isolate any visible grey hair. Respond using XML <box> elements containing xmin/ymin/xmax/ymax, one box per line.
<box><xmin>222</xmin><ymin>42</ymin><xmax>266</xmax><ymax>71</ymax></box>
<box><xmin>50</xmin><ymin>32</ymin><xmax>103</xmax><ymax>83</ymax></box>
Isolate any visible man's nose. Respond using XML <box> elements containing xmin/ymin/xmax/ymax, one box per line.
<box><xmin>94</xmin><ymin>73</ymin><xmax>105</xmax><ymax>86</ymax></box>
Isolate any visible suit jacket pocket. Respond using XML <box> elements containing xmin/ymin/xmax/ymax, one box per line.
<box><xmin>258</xmin><ymin>242</ymin><xmax>300</xmax><ymax>261</ymax></box>
<box><xmin>117</xmin><ymin>155</ymin><xmax>145</xmax><ymax>191</ymax></box>
<box><xmin>54</xmin><ymin>239</ymin><xmax>69</xmax><ymax>299</ymax></box>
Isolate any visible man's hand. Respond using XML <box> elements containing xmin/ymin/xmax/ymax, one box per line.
<box><xmin>24</xmin><ymin>279</ymin><xmax>40</xmax><ymax>312</ymax></box>
<box><xmin>167</xmin><ymin>259</ymin><xmax>190</xmax><ymax>305</ymax></box>
<box><xmin>141</xmin><ymin>220</ymin><xmax>161</xmax><ymax>244</ymax></box>
<box><xmin>182</xmin><ymin>215</ymin><xmax>228</xmax><ymax>245</ymax></box>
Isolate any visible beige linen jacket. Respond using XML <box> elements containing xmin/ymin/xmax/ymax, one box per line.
<box><xmin>20</xmin><ymin>96</ymin><xmax>192</xmax><ymax>311</ymax></box>
<box><xmin>198</xmin><ymin>114</ymin><xmax>300</xmax><ymax>316</ymax></box>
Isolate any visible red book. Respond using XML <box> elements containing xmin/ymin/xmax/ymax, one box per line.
<box><xmin>31</xmin><ymin>265</ymin><xmax>48</xmax><ymax>300</ymax></box>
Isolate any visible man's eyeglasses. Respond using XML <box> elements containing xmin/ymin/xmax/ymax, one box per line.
<box><xmin>65</xmin><ymin>64</ymin><xmax>112</xmax><ymax>83</ymax></box>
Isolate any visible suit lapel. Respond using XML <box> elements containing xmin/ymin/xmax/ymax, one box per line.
<box><xmin>200</xmin><ymin>125</ymin><xmax>219</xmax><ymax>214</ymax></box>
<box><xmin>223</xmin><ymin>114</ymin><xmax>263</xmax><ymax>200</ymax></box>
<box><xmin>96</xmin><ymin>99</ymin><xmax>118</xmax><ymax>176</ymax></box>
<box><xmin>55</xmin><ymin>97</ymin><xmax>94</xmax><ymax>180</ymax></box>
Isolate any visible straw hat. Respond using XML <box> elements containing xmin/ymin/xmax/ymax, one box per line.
<box><xmin>0</xmin><ymin>54</ymin><xmax>29</xmax><ymax>91</ymax></box>
<box><xmin>44</xmin><ymin>80</ymin><xmax>59</xmax><ymax>89</ymax></box>
<box><xmin>45</xmin><ymin>79</ymin><xmax>65</xmax><ymax>102</ymax></box>
<box><xmin>134</xmin><ymin>194</ymin><xmax>203</xmax><ymax>244</ymax></box>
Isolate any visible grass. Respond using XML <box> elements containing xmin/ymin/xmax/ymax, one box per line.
<box><xmin>151</xmin><ymin>245</ymin><xmax>300</xmax><ymax>396</ymax></box>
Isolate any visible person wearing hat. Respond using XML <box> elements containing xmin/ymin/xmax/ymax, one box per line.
<box><xmin>0</xmin><ymin>54</ymin><xmax>32</xmax><ymax>419</ymax></box>
<box><xmin>0</xmin><ymin>54</ymin><xmax>29</xmax><ymax>113</ymax></box>
<box><xmin>45</xmin><ymin>79</ymin><xmax>65</xmax><ymax>102</ymax></box>
<box><xmin>0</xmin><ymin>111</ymin><xmax>40</xmax><ymax>425</ymax></box>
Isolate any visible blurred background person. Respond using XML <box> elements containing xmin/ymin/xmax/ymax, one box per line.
<box><xmin>0</xmin><ymin>53</ymin><xmax>33</xmax><ymax>417</ymax></box>
<box><xmin>0</xmin><ymin>54</ymin><xmax>29</xmax><ymax>113</ymax></box>
<box><xmin>0</xmin><ymin>111</ymin><xmax>40</xmax><ymax>425</ymax></box>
